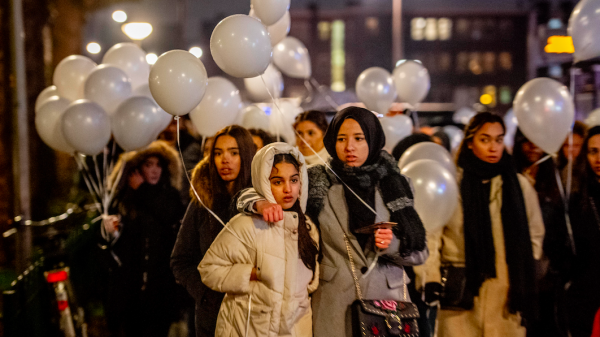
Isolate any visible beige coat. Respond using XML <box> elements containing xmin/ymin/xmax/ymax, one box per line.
<box><xmin>199</xmin><ymin>143</ymin><xmax>319</xmax><ymax>337</ymax></box>
<box><xmin>414</xmin><ymin>173</ymin><xmax>545</xmax><ymax>337</ymax></box>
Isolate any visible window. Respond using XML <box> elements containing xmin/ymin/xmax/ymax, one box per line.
<box><xmin>438</xmin><ymin>52</ymin><xmax>452</xmax><ymax>72</ymax></box>
<box><xmin>469</xmin><ymin>52</ymin><xmax>482</xmax><ymax>75</ymax></box>
<box><xmin>425</xmin><ymin>18</ymin><xmax>438</xmax><ymax>41</ymax></box>
<box><xmin>365</xmin><ymin>17</ymin><xmax>379</xmax><ymax>34</ymax></box>
<box><xmin>499</xmin><ymin>86</ymin><xmax>512</xmax><ymax>104</ymax></box>
<box><xmin>456</xmin><ymin>18</ymin><xmax>470</xmax><ymax>40</ymax></box>
<box><xmin>330</xmin><ymin>20</ymin><xmax>345</xmax><ymax>92</ymax></box>
<box><xmin>438</xmin><ymin>18</ymin><xmax>452</xmax><ymax>40</ymax></box>
<box><xmin>483</xmin><ymin>52</ymin><xmax>496</xmax><ymax>73</ymax></box>
<box><xmin>456</xmin><ymin>52</ymin><xmax>468</xmax><ymax>73</ymax></box>
<box><xmin>499</xmin><ymin>52</ymin><xmax>513</xmax><ymax>70</ymax></box>
<box><xmin>411</xmin><ymin>17</ymin><xmax>426</xmax><ymax>40</ymax></box>
<box><xmin>318</xmin><ymin>21</ymin><xmax>331</xmax><ymax>41</ymax></box>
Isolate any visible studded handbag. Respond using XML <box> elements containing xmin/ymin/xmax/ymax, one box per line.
<box><xmin>344</xmin><ymin>234</ymin><xmax>420</xmax><ymax>337</ymax></box>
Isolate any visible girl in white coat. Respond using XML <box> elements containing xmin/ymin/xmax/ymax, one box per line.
<box><xmin>199</xmin><ymin>143</ymin><xmax>320</xmax><ymax>337</ymax></box>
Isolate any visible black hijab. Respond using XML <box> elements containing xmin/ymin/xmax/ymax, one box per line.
<box><xmin>392</xmin><ymin>133</ymin><xmax>433</xmax><ymax>161</ymax></box>
<box><xmin>322</xmin><ymin>107</ymin><xmax>426</xmax><ymax>255</ymax></box>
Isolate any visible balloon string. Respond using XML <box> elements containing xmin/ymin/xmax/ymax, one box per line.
<box><xmin>532</xmin><ymin>154</ymin><xmax>553</xmax><ymax>168</ymax></box>
<box><xmin>92</xmin><ymin>155</ymin><xmax>104</xmax><ymax>197</ymax></box>
<box><xmin>259</xmin><ymin>75</ymin><xmax>381</xmax><ymax>221</ymax></box>
<box><xmin>310</xmin><ymin>77</ymin><xmax>339</xmax><ymax>110</ymax></box>
<box><xmin>174</xmin><ymin>116</ymin><xmax>225</xmax><ymax>227</ymax></box>
<box><xmin>79</xmin><ymin>155</ymin><xmax>102</xmax><ymax>198</ymax></box>
<box><xmin>566</xmin><ymin>131</ymin><xmax>573</xmax><ymax>202</ymax></box>
<box><xmin>553</xmin><ymin>163</ymin><xmax>577</xmax><ymax>256</ymax></box>
<box><xmin>74</xmin><ymin>154</ymin><xmax>102</xmax><ymax>212</ymax></box>
<box><xmin>303</xmin><ymin>80</ymin><xmax>314</xmax><ymax>104</ymax></box>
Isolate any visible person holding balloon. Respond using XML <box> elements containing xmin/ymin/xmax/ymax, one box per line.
<box><xmin>418</xmin><ymin>112</ymin><xmax>545</xmax><ymax>337</ymax></box>
<box><xmin>237</xmin><ymin>106</ymin><xmax>428</xmax><ymax>336</ymax></box>
<box><xmin>293</xmin><ymin>110</ymin><xmax>330</xmax><ymax>166</ymax></box>
<box><xmin>170</xmin><ymin>125</ymin><xmax>256</xmax><ymax>337</ymax></box>
<box><xmin>102</xmin><ymin>140</ymin><xmax>185</xmax><ymax>337</ymax></box>
<box><xmin>565</xmin><ymin>126</ymin><xmax>600</xmax><ymax>337</ymax></box>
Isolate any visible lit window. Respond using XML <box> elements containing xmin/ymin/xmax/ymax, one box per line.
<box><xmin>425</xmin><ymin>18</ymin><xmax>438</xmax><ymax>41</ymax></box>
<box><xmin>438</xmin><ymin>18</ymin><xmax>452</xmax><ymax>40</ymax></box>
<box><xmin>438</xmin><ymin>52</ymin><xmax>451</xmax><ymax>72</ymax></box>
<box><xmin>411</xmin><ymin>18</ymin><xmax>426</xmax><ymax>41</ymax></box>
<box><xmin>456</xmin><ymin>19</ymin><xmax>470</xmax><ymax>39</ymax></box>
<box><xmin>483</xmin><ymin>52</ymin><xmax>496</xmax><ymax>73</ymax></box>
<box><xmin>365</xmin><ymin>17</ymin><xmax>379</xmax><ymax>33</ymax></box>
<box><xmin>499</xmin><ymin>52</ymin><xmax>512</xmax><ymax>70</ymax></box>
<box><xmin>499</xmin><ymin>86</ymin><xmax>512</xmax><ymax>104</ymax></box>
<box><xmin>318</xmin><ymin>21</ymin><xmax>331</xmax><ymax>41</ymax></box>
<box><xmin>469</xmin><ymin>52</ymin><xmax>482</xmax><ymax>75</ymax></box>
<box><xmin>331</xmin><ymin>20</ymin><xmax>345</xmax><ymax>92</ymax></box>
<box><xmin>549</xmin><ymin>64</ymin><xmax>563</xmax><ymax>78</ymax></box>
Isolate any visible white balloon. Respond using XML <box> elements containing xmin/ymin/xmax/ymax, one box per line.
<box><xmin>112</xmin><ymin>96</ymin><xmax>163</xmax><ymax>151</ymax></box>
<box><xmin>251</xmin><ymin>0</ymin><xmax>290</xmax><ymax>26</ymax></box>
<box><xmin>53</xmin><ymin>55</ymin><xmax>97</xmax><ymax>101</ymax></box>
<box><xmin>453</xmin><ymin>107</ymin><xmax>476</xmax><ymax>125</ymax></box>
<box><xmin>35</xmin><ymin>97</ymin><xmax>74</xmax><ymax>153</ymax></box>
<box><xmin>102</xmin><ymin>43</ymin><xmax>150</xmax><ymax>90</ymax></box>
<box><xmin>443</xmin><ymin>125</ymin><xmax>464</xmax><ymax>152</ymax></box>
<box><xmin>399</xmin><ymin>142</ymin><xmax>456</xmax><ymax>174</ymax></box>
<box><xmin>586</xmin><ymin>108</ymin><xmax>600</xmax><ymax>127</ymax></box>
<box><xmin>392</xmin><ymin>60</ymin><xmax>431</xmax><ymax>106</ymax></box>
<box><xmin>268</xmin><ymin>11</ymin><xmax>291</xmax><ymax>46</ymax></box>
<box><xmin>504</xmin><ymin>109</ymin><xmax>518</xmax><ymax>150</ymax></box>
<box><xmin>513</xmin><ymin>78</ymin><xmax>575</xmax><ymax>154</ymax></box>
<box><xmin>149</xmin><ymin>50</ymin><xmax>208</xmax><ymax>116</ymax></box>
<box><xmin>379</xmin><ymin>114</ymin><xmax>413</xmax><ymax>150</ymax></box>
<box><xmin>35</xmin><ymin>85</ymin><xmax>60</xmax><ymax>113</ymax></box>
<box><xmin>273</xmin><ymin>37</ymin><xmax>311</xmax><ymax>79</ymax></box>
<box><xmin>401</xmin><ymin>159</ymin><xmax>459</xmax><ymax>231</ymax></box>
<box><xmin>61</xmin><ymin>100</ymin><xmax>111</xmax><ymax>156</ymax></box>
<box><xmin>240</xmin><ymin>105</ymin><xmax>270</xmax><ymax>131</ymax></box>
<box><xmin>84</xmin><ymin>65</ymin><xmax>132</xmax><ymax>116</ymax></box>
<box><xmin>190</xmin><ymin>77</ymin><xmax>243</xmax><ymax>136</ymax></box>
<box><xmin>211</xmin><ymin>15</ymin><xmax>273</xmax><ymax>78</ymax></box>
<box><xmin>133</xmin><ymin>84</ymin><xmax>173</xmax><ymax>135</ymax></box>
<box><xmin>244</xmin><ymin>63</ymin><xmax>284</xmax><ymax>102</ymax></box>
<box><xmin>356</xmin><ymin>67</ymin><xmax>397</xmax><ymax>114</ymax></box>
<box><xmin>568</xmin><ymin>0</ymin><xmax>600</xmax><ymax>62</ymax></box>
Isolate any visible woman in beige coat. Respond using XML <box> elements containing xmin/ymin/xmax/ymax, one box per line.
<box><xmin>415</xmin><ymin>112</ymin><xmax>545</xmax><ymax>337</ymax></box>
<box><xmin>199</xmin><ymin>143</ymin><xmax>320</xmax><ymax>337</ymax></box>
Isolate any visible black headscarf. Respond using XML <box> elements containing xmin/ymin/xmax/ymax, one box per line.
<box><xmin>458</xmin><ymin>148</ymin><xmax>537</xmax><ymax>324</ymax></box>
<box><xmin>432</xmin><ymin>130</ymin><xmax>451</xmax><ymax>152</ymax></box>
<box><xmin>322</xmin><ymin>107</ymin><xmax>426</xmax><ymax>255</ymax></box>
<box><xmin>392</xmin><ymin>133</ymin><xmax>433</xmax><ymax>161</ymax></box>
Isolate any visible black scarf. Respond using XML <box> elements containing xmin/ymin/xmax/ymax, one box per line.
<box><xmin>458</xmin><ymin>149</ymin><xmax>537</xmax><ymax>323</ymax></box>
<box><xmin>322</xmin><ymin>107</ymin><xmax>426</xmax><ymax>256</ymax></box>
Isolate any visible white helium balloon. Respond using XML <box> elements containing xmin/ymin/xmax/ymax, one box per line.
<box><xmin>53</xmin><ymin>55</ymin><xmax>97</xmax><ymax>101</ymax></box>
<box><xmin>568</xmin><ymin>0</ymin><xmax>600</xmax><ymax>62</ymax></box>
<box><xmin>240</xmin><ymin>105</ymin><xmax>270</xmax><ymax>131</ymax></box>
<box><xmin>35</xmin><ymin>85</ymin><xmax>60</xmax><ymax>113</ymax></box>
<box><xmin>504</xmin><ymin>109</ymin><xmax>518</xmax><ymax>149</ymax></box>
<box><xmin>149</xmin><ymin>50</ymin><xmax>208</xmax><ymax>116</ymax></box>
<box><xmin>61</xmin><ymin>100</ymin><xmax>111</xmax><ymax>156</ymax></box>
<box><xmin>356</xmin><ymin>67</ymin><xmax>397</xmax><ymax>114</ymax></box>
<box><xmin>393</xmin><ymin>60</ymin><xmax>431</xmax><ymax>106</ymax></box>
<box><xmin>35</xmin><ymin>97</ymin><xmax>74</xmax><ymax>153</ymax></box>
<box><xmin>399</xmin><ymin>142</ymin><xmax>456</xmax><ymax>174</ymax></box>
<box><xmin>379</xmin><ymin>114</ymin><xmax>413</xmax><ymax>150</ymax></box>
<box><xmin>268</xmin><ymin>12</ymin><xmax>291</xmax><ymax>46</ymax></box>
<box><xmin>513</xmin><ymin>78</ymin><xmax>575</xmax><ymax>154</ymax></box>
<box><xmin>211</xmin><ymin>15</ymin><xmax>273</xmax><ymax>78</ymax></box>
<box><xmin>251</xmin><ymin>0</ymin><xmax>290</xmax><ymax>26</ymax></box>
<box><xmin>273</xmin><ymin>37</ymin><xmax>312</xmax><ymax>79</ymax></box>
<box><xmin>102</xmin><ymin>43</ymin><xmax>150</xmax><ymax>90</ymax></box>
<box><xmin>401</xmin><ymin>159</ymin><xmax>459</xmax><ymax>231</ymax></box>
<box><xmin>84</xmin><ymin>65</ymin><xmax>132</xmax><ymax>116</ymax></box>
<box><xmin>443</xmin><ymin>125</ymin><xmax>464</xmax><ymax>152</ymax></box>
<box><xmin>586</xmin><ymin>108</ymin><xmax>600</xmax><ymax>127</ymax></box>
<box><xmin>190</xmin><ymin>77</ymin><xmax>243</xmax><ymax>136</ymax></box>
<box><xmin>453</xmin><ymin>107</ymin><xmax>476</xmax><ymax>125</ymax></box>
<box><xmin>133</xmin><ymin>84</ymin><xmax>173</xmax><ymax>135</ymax></box>
<box><xmin>244</xmin><ymin>63</ymin><xmax>284</xmax><ymax>102</ymax></box>
<box><xmin>112</xmin><ymin>96</ymin><xmax>163</xmax><ymax>151</ymax></box>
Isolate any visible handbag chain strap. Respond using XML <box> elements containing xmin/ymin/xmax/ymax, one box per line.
<box><xmin>343</xmin><ymin>234</ymin><xmax>407</xmax><ymax>302</ymax></box>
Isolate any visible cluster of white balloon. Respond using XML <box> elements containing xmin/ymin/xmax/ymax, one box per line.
<box><xmin>35</xmin><ymin>43</ymin><xmax>172</xmax><ymax>155</ymax></box>
<box><xmin>354</xmin><ymin>60</ymin><xmax>431</xmax><ymax>151</ymax></box>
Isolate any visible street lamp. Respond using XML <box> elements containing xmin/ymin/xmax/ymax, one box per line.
<box><xmin>189</xmin><ymin>47</ymin><xmax>203</xmax><ymax>58</ymax></box>
<box><xmin>146</xmin><ymin>53</ymin><xmax>158</xmax><ymax>65</ymax></box>
<box><xmin>86</xmin><ymin>42</ymin><xmax>101</xmax><ymax>54</ymax></box>
<box><xmin>121</xmin><ymin>22</ymin><xmax>153</xmax><ymax>41</ymax></box>
<box><xmin>112</xmin><ymin>10</ymin><xmax>127</xmax><ymax>23</ymax></box>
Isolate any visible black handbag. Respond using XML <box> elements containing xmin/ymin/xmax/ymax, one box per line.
<box><xmin>439</xmin><ymin>264</ymin><xmax>474</xmax><ymax>310</ymax></box>
<box><xmin>344</xmin><ymin>234</ymin><xmax>420</xmax><ymax>337</ymax></box>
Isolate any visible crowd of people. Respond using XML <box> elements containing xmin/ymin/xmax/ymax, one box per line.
<box><xmin>98</xmin><ymin>107</ymin><xmax>600</xmax><ymax>337</ymax></box>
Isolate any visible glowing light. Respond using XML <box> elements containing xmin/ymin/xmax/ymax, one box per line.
<box><xmin>122</xmin><ymin>22</ymin><xmax>153</xmax><ymax>40</ymax></box>
<box><xmin>189</xmin><ymin>47</ymin><xmax>203</xmax><ymax>58</ymax></box>
<box><xmin>86</xmin><ymin>42</ymin><xmax>101</xmax><ymax>54</ymax></box>
<box><xmin>544</xmin><ymin>36</ymin><xmax>575</xmax><ymax>54</ymax></box>
<box><xmin>146</xmin><ymin>53</ymin><xmax>158</xmax><ymax>65</ymax></box>
<box><xmin>112</xmin><ymin>10</ymin><xmax>127</xmax><ymax>23</ymax></box>
<box><xmin>480</xmin><ymin>94</ymin><xmax>493</xmax><ymax>105</ymax></box>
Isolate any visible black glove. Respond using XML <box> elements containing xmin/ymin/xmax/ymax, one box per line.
<box><xmin>424</xmin><ymin>282</ymin><xmax>443</xmax><ymax>305</ymax></box>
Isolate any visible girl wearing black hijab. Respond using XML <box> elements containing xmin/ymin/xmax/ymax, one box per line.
<box><xmin>237</xmin><ymin>106</ymin><xmax>428</xmax><ymax>336</ymax></box>
<box><xmin>416</xmin><ymin>112</ymin><xmax>544</xmax><ymax>337</ymax></box>
<box><xmin>566</xmin><ymin>126</ymin><xmax>600</xmax><ymax>337</ymax></box>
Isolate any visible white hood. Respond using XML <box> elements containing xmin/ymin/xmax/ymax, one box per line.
<box><xmin>251</xmin><ymin>142</ymin><xmax>309</xmax><ymax>212</ymax></box>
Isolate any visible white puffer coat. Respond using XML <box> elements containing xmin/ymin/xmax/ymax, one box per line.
<box><xmin>199</xmin><ymin>143</ymin><xmax>320</xmax><ymax>337</ymax></box>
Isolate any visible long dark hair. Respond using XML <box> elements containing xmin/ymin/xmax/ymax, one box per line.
<box><xmin>456</xmin><ymin>112</ymin><xmax>506</xmax><ymax>164</ymax></box>
<box><xmin>557</xmin><ymin>120</ymin><xmax>587</xmax><ymax>170</ymax></box>
<box><xmin>293</xmin><ymin>110</ymin><xmax>329</xmax><ymax>133</ymax></box>
<box><xmin>273</xmin><ymin>153</ymin><xmax>319</xmax><ymax>274</ymax></box>
<box><xmin>191</xmin><ymin>125</ymin><xmax>256</xmax><ymax>209</ymax></box>
<box><xmin>575</xmin><ymin>126</ymin><xmax>600</xmax><ymax>211</ymax></box>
